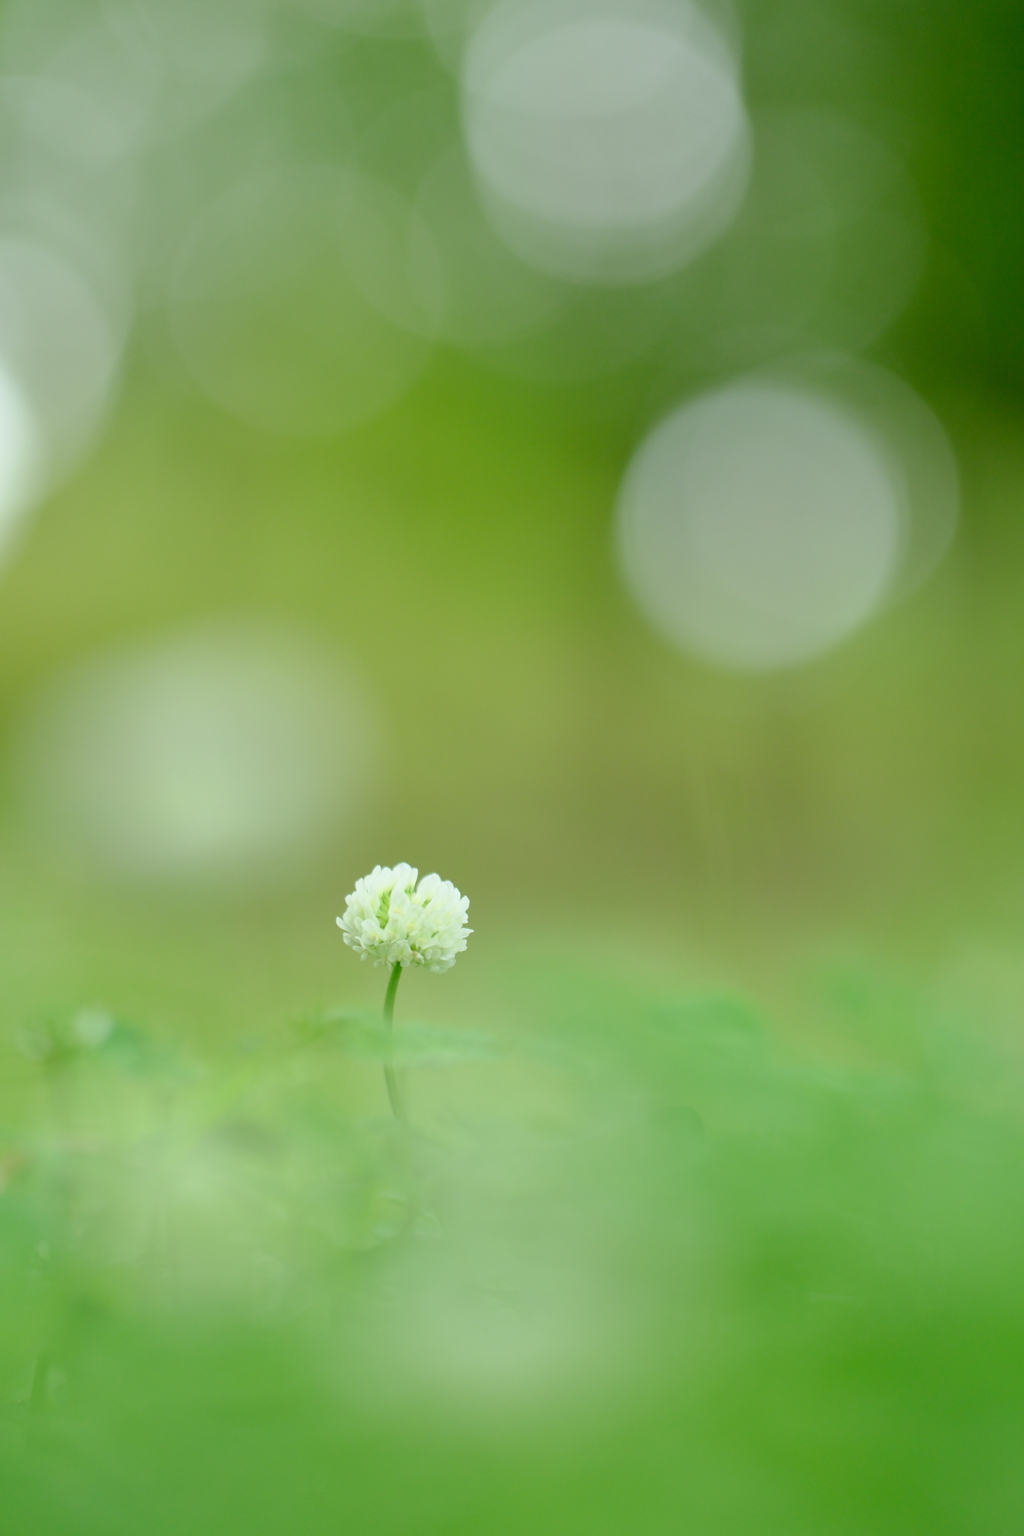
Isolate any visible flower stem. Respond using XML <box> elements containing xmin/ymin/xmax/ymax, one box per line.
<box><xmin>382</xmin><ymin>962</ymin><xmax>406</xmax><ymax>1122</ymax></box>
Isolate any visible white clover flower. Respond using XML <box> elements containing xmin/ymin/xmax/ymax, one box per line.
<box><xmin>337</xmin><ymin>863</ymin><xmax>471</xmax><ymax>973</ymax></box>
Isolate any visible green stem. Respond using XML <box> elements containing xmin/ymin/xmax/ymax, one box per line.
<box><xmin>29</xmin><ymin>1345</ymin><xmax>51</xmax><ymax>1419</ymax></box>
<box><xmin>382</xmin><ymin>963</ymin><xmax>406</xmax><ymax>1122</ymax></box>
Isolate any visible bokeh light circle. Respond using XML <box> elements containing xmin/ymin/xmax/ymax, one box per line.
<box><xmin>462</xmin><ymin>0</ymin><xmax>751</xmax><ymax>284</ymax></box>
<box><xmin>15</xmin><ymin>622</ymin><xmax>376</xmax><ymax>890</ymax></box>
<box><xmin>0</xmin><ymin>237</ymin><xmax>122</xmax><ymax>473</ymax></box>
<box><xmin>0</xmin><ymin>362</ymin><xmax>41</xmax><ymax>566</ymax></box>
<box><xmin>617</xmin><ymin>378</ymin><xmax>921</xmax><ymax>671</ymax></box>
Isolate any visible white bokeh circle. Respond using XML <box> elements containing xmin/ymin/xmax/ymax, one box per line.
<box><xmin>0</xmin><ymin>237</ymin><xmax>122</xmax><ymax>472</ymax></box>
<box><xmin>617</xmin><ymin>378</ymin><xmax>923</xmax><ymax>671</ymax></box>
<box><xmin>15</xmin><ymin>621</ymin><xmax>376</xmax><ymax>889</ymax></box>
<box><xmin>0</xmin><ymin>362</ymin><xmax>41</xmax><ymax>566</ymax></box>
<box><xmin>462</xmin><ymin>0</ymin><xmax>750</xmax><ymax>284</ymax></box>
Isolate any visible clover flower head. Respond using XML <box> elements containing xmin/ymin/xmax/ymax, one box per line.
<box><xmin>337</xmin><ymin>863</ymin><xmax>471</xmax><ymax>973</ymax></box>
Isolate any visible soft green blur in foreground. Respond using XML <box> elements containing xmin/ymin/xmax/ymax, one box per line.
<box><xmin>4</xmin><ymin>965</ymin><xmax>1024</xmax><ymax>1535</ymax></box>
<box><xmin>2</xmin><ymin>0</ymin><xmax>1024</xmax><ymax>1530</ymax></box>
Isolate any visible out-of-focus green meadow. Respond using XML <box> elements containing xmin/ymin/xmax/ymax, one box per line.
<box><xmin>6</xmin><ymin>971</ymin><xmax>1024</xmax><ymax>1535</ymax></box>
<box><xmin>1</xmin><ymin>0</ymin><xmax>1024</xmax><ymax>1529</ymax></box>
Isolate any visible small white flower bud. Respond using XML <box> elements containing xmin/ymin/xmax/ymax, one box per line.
<box><xmin>337</xmin><ymin>863</ymin><xmax>471</xmax><ymax>973</ymax></box>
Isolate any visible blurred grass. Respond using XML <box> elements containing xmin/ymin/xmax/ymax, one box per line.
<box><xmin>2</xmin><ymin>958</ymin><xmax>1024</xmax><ymax>1534</ymax></box>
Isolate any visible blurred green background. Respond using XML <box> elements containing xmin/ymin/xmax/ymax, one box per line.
<box><xmin>0</xmin><ymin>0</ymin><xmax>1021</xmax><ymax>1036</ymax></box>
<box><xmin>2</xmin><ymin>0</ymin><xmax>1024</xmax><ymax>1531</ymax></box>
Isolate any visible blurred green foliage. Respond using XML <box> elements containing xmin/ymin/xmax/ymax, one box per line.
<box><xmin>3</xmin><ymin>966</ymin><xmax>1024</xmax><ymax>1534</ymax></box>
